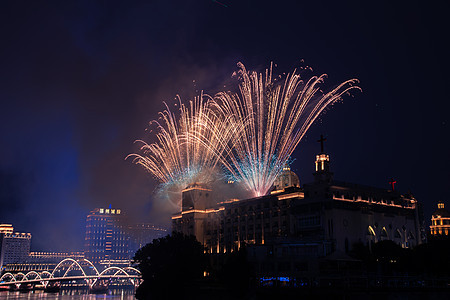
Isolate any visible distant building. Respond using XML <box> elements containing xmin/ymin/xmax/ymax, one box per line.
<box><xmin>172</xmin><ymin>138</ymin><xmax>425</xmax><ymax>278</ymax></box>
<box><xmin>0</xmin><ymin>224</ymin><xmax>13</xmax><ymax>234</ymax></box>
<box><xmin>4</xmin><ymin>252</ymin><xmax>84</xmax><ymax>273</ymax></box>
<box><xmin>27</xmin><ymin>251</ymin><xmax>84</xmax><ymax>263</ymax></box>
<box><xmin>430</xmin><ymin>201</ymin><xmax>450</xmax><ymax>236</ymax></box>
<box><xmin>84</xmin><ymin>207</ymin><xmax>130</xmax><ymax>265</ymax></box>
<box><xmin>128</xmin><ymin>223</ymin><xmax>167</xmax><ymax>255</ymax></box>
<box><xmin>0</xmin><ymin>224</ymin><xmax>32</xmax><ymax>270</ymax></box>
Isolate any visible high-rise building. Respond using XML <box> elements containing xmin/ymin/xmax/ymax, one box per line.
<box><xmin>0</xmin><ymin>224</ymin><xmax>32</xmax><ymax>270</ymax></box>
<box><xmin>84</xmin><ymin>207</ymin><xmax>130</xmax><ymax>264</ymax></box>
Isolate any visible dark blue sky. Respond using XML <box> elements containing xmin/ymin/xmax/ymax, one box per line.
<box><xmin>1</xmin><ymin>0</ymin><xmax>449</xmax><ymax>251</ymax></box>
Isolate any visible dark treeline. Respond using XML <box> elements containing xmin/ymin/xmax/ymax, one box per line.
<box><xmin>133</xmin><ymin>232</ymin><xmax>252</xmax><ymax>299</ymax></box>
<box><xmin>350</xmin><ymin>238</ymin><xmax>450</xmax><ymax>276</ymax></box>
<box><xmin>133</xmin><ymin>234</ymin><xmax>450</xmax><ymax>299</ymax></box>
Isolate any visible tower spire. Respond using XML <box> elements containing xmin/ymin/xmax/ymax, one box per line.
<box><xmin>317</xmin><ymin>134</ymin><xmax>327</xmax><ymax>153</ymax></box>
<box><xmin>389</xmin><ymin>178</ymin><xmax>397</xmax><ymax>191</ymax></box>
<box><xmin>314</xmin><ymin>135</ymin><xmax>333</xmax><ymax>183</ymax></box>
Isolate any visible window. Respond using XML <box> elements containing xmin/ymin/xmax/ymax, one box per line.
<box><xmin>298</xmin><ymin>215</ymin><xmax>320</xmax><ymax>228</ymax></box>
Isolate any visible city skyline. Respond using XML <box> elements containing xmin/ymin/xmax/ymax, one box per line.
<box><xmin>1</xmin><ymin>0</ymin><xmax>449</xmax><ymax>252</ymax></box>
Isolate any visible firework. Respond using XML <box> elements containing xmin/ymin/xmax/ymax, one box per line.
<box><xmin>126</xmin><ymin>92</ymin><xmax>241</xmax><ymax>191</ymax></box>
<box><xmin>129</xmin><ymin>62</ymin><xmax>360</xmax><ymax>201</ymax></box>
<box><xmin>212</xmin><ymin>62</ymin><xmax>361</xmax><ymax>197</ymax></box>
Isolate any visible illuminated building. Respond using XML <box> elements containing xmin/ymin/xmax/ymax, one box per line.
<box><xmin>27</xmin><ymin>251</ymin><xmax>84</xmax><ymax>263</ymax></box>
<box><xmin>3</xmin><ymin>252</ymin><xmax>85</xmax><ymax>273</ymax></box>
<box><xmin>172</xmin><ymin>138</ymin><xmax>425</xmax><ymax>276</ymax></box>
<box><xmin>128</xmin><ymin>223</ymin><xmax>168</xmax><ymax>254</ymax></box>
<box><xmin>430</xmin><ymin>201</ymin><xmax>450</xmax><ymax>236</ymax></box>
<box><xmin>0</xmin><ymin>224</ymin><xmax>13</xmax><ymax>234</ymax></box>
<box><xmin>0</xmin><ymin>224</ymin><xmax>32</xmax><ymax>270</ymax></box>
<box><xmin>84</xmin><ymin>207</ymin><xmax>130</xmax><ymax>264</ymax></box>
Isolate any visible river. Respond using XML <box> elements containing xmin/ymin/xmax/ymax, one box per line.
<box><xmin>0</xmin><ymin>289</ymin><xmax>136</xmax><ymax>300</ymax></box>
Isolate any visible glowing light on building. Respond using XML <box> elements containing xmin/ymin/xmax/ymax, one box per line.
<box><xmin>430</xmin><ymin>202</ymin><xmax>450</xmax><ymax>236</ymax></box>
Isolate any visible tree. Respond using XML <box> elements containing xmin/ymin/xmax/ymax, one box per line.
<box><xmin>219</xmin><ymin>245</ymin><xmax>252</xmax><ymax>296</ymax></box>
<box><xmin>133</xmin><ymin>232</ymin><xmax>207</xmax><ymax>300</ymax></box>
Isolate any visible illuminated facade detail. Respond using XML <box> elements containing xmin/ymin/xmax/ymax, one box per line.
<box><xmin>314</xmin><ymin>154</ymin><xmax>333</xmax><ymax>183</ymax></box>
<box><xmin>272</xmin><ymin>164</ymin><xmax>300</xmax><ymax>193</ymax></box>
<box><xmin>84</xmin><ymin>208</ymin><xmax>130</xmax><ymax>264</ymax></box>
<box><xmin>28</xmin><ymin>252</ymin><xmax>84</xmax><ymax>263</ymax></box>
<box><xmin>173</xmin><ymin>138</ymin><xmax>424</xmax><ymax>267</ymax></box>
<box><xmin>430</xmin><ymin>201</ymin><xmax>450</xmax><ymax>236</ymax></box>
<box><xmin>0</xmin><ymin>224</ymin><xmax>14</xmax><ymax>234</ymax></box>
<box><xmin>173</xmin><ymin>186</ymin><xmax>296</xmax><ymax>253</ymax></box>
<box><xmin>0</xmin><ymin>225</ymin><xmax>32</xmax><ymax>270</ymax></box>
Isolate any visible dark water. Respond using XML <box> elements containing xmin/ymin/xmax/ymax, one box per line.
<box><xmin>3</xmin><ymin>288</ymin><xmax>449</xmax><ymax>300</ymax></box>
<box><xmin>0</xmin><ymin>289</ymin><xmax>135</xmax><ymax>300</ymax></box>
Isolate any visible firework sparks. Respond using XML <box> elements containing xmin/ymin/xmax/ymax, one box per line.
<box><xmin>126</xmin><ymin>92</ymin><xmax>241</xmax><ymax>193</ymax></box>
<box><xmin>128</xmin><ymin>62</ymin><xmax>360</xmax><ymax>202</ymax></box>
<box><xmin>212</xmin><ymin>62</ymin><xmax>361</xmax><ymax>197</ymax></box>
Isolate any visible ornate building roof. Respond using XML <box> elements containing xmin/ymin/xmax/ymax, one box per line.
<box><xmin>432</xmin><ymin>202</ymin><xmax>450</xmax><ymax>218</ymax></box>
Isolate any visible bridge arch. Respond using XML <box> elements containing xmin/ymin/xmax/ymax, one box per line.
<box><xmin>41</xmin><ymin>271</ymin><xmax>52</xmax><ymax>278</ymax></box>
<box><xmin>51</xmin><ymin>258</ymin><xmax>91</xmax><ymax>287</ymax></box>
<box><xmin>0</xmin><ymin>259</ymin><xmax>142</xmax><ymax>289</ymax></box>
<box><xmin>14</xmin><ymin>273</ymin><xmax>26</xmax><ymax>281</ymax></box>
<box><xmin>23</xmin><ymin>271</ymin><xmax>48</xmax><ymax>286</ymax></box>
<box><xmin>81</xmin><ymin>259</ymin><xmax>100</xmax><ymax>276</ymax></box>
<box><xmin>122</xmin><ymin>267</ymin><xmax>141</xmax><ymax>275</ymax></box>
<box><xmin>91</xmin><ymin>267</ymin><xmax>137</xmax><ymax>288</ymax></box>
<box><xmin>24</xmin><ymin>271</ymin><xmax>42</xmax><ymax>281</ymax></box>
<box><xmin>98</xmin><ymin>266</ymin><xmax>128</xmax><ymax>277</ymax></box>
<box><xmin>52</xmin><ymin>258</ymin><xmax>88</xmax><ymax>278</ymax></box>
<box><xmin>0</xmin><ymin>272</ymin><xmax>16</xmax><ymax>283</ymax></box>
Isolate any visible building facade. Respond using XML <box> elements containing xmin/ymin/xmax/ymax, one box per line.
<box><xmin>430</xmin><ymin>201</ymin><xmax>450</xmax><ymax>236</ymax></box>
<box><xmin>3</xmin><ymin>252</ymin><xmax>85</xmax><ymax>273</ymax></box>
<box><xmin>84</xmin><ymin>207</ymin><xmax>167</xmax><ymax>265</ymax></box>
<box><xmin>172</xmin><ymin>145</ymin><xmax>425</xmax><ymax>277</ymax></box>
<box><xmin>0</xmin><ymin>224</ymin><xmax>32</xmax><ymax>270</ymax></box>
<box><xmin>84</xmin><ymin>207</ymin><xmax>130</xmax><ymax>264</ymax></box>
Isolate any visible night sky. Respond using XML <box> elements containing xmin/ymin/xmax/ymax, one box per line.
<box><xmin>1</xmin><ymin>0</ymin><xmax>449</xmax><ymax>252</ymax></box>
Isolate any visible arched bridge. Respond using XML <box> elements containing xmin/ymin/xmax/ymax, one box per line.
<box><xmin>0</xmin><ymin>258</ymin><xmax>141</xmax><ymax>290</ymax></box>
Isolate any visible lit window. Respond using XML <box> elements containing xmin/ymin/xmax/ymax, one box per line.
<box><xmin>99</xmin><ymin>209</ymin><xmax>104</xmax><ymax>214</ymax></box>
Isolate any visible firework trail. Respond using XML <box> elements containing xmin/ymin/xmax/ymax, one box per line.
<box><xmin>127</xmin><ymin>92</ymin><xmax>241</xmax><ymax>195</ymax></box>
<box><xmin>128</xmin><ymin>62</ymin><xmax>360</xmax><ymax>202</ymax></box>
<box><xmin>212</xmin><ymin>62</ymin><xmax>361</xmax><ymax>197</ymax></box>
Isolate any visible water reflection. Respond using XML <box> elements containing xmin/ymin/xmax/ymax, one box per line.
<box><xmin>0</xmin><ymin>288</ymin><xmax>136</xmax><ymax>299</ymax></box>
